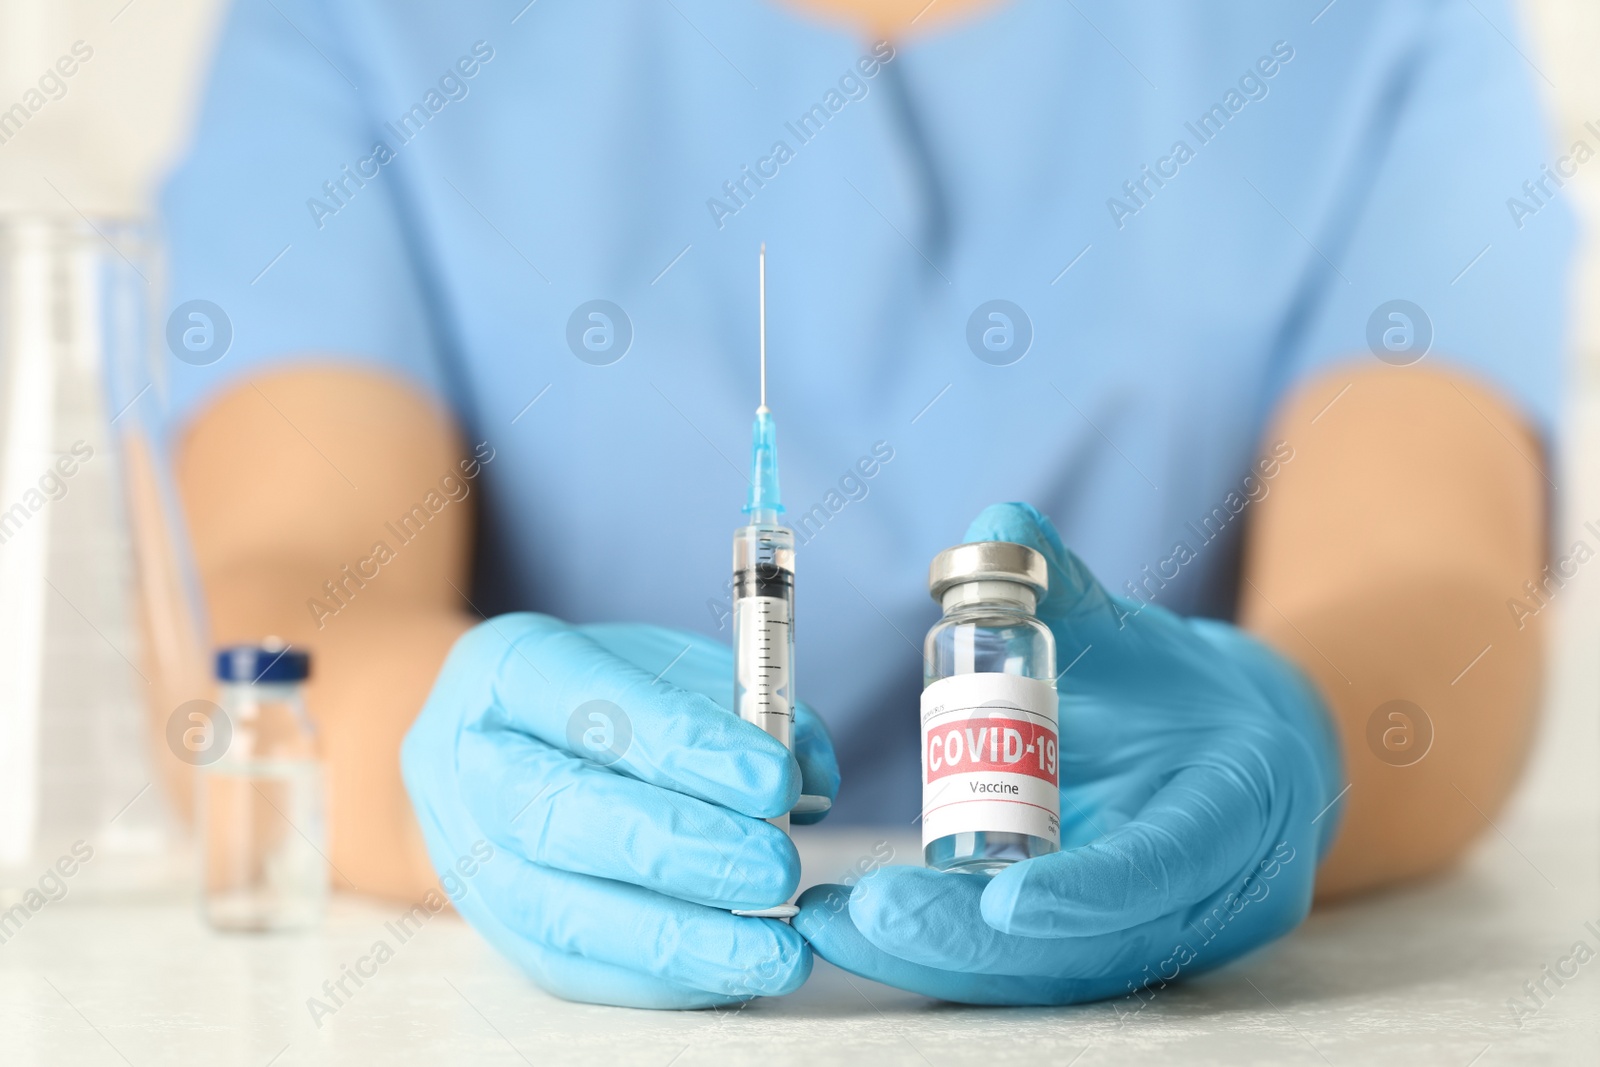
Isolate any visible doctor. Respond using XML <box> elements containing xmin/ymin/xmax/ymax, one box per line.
<box><xmin>156</xmin><ymin>0</ymin><xmax>1569</xmax><ymax>1006</ymax></box>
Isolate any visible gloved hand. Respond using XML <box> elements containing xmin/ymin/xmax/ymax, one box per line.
<box><xmin>795</xmin><ymin>503</ymin><xmax>1343</xmax><ymax>1005</ymax></box>
<box><xmin>402</xmin><ymin>616</ymin><xmax>839</xmax><ymax>1009</ymax></box>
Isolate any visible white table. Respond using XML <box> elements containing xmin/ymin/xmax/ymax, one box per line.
<box><xmin>1</xmin><ymin>817</ymin><xmax>1596</xmax><ymax>1066</ymax></box>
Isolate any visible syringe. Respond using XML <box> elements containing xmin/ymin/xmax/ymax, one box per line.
<box><xmin>729</xmin><ymin>245</ymin><xmax>824</xmax><ymax>920</ymax></box>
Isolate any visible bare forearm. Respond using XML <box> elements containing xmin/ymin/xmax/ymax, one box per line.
<box><xmin>1240</xmin><ymin>364</ymin><xmax>1546</xmax><ymax>898</ymax></box>
<box><xmin>1244</xmin><ymin>573</ymin><xmax>1540</xmax><ymax>897</ymax></box>
<box><xmin>160</xmin><ymin>366</ymin><xmax>478</xmax><ymax>901</ymax></box>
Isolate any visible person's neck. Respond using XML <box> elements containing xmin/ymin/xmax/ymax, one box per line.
<box><xmin>774</xmin><ymin>0</ymin><xmax>1006</xmax><ymax>38</ymax></box>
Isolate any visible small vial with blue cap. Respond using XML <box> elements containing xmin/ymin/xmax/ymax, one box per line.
<box><xmin>200</xmin><ymin>639</ymin><xmax>327</xmax><ymax>931</ymax></box>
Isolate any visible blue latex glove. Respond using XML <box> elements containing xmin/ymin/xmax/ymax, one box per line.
<box><xmin>402</xmin><ymin>616</ymin><xmax>840</xmax><ymax>1009</ymax></box>
<box><xmin>795</xmin><ymin>503</ymin><xmax>1343</xmax><ymax>1006</ymax></box>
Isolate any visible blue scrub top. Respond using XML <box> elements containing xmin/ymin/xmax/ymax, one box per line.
<box><xmin>159</xmin><ymin>0</ymin><xmax>1573</xmax><ymax>823</ymax></box>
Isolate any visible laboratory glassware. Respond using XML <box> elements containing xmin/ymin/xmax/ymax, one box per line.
<box><xmin>0</xmin><ymin>216</ymin><xmax>165</xmax><ymax>875</ymax></box>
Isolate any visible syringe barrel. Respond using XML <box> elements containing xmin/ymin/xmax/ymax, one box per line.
<box><xmin>732</xmin><ymin>524</ymin><xmax>795</xmax><ymax>832</ymax></box>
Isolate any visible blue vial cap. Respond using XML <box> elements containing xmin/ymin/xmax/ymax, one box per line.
<box><xmin>215</xmin><ymin>642</ymin><xmax>311</xmax><ymax>684</ymax></box>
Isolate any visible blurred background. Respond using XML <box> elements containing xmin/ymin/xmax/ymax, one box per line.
<box><xmin>0</xmin><ymin>0</ymin><xmax>1594</xmax><ymax>883</ymax></box>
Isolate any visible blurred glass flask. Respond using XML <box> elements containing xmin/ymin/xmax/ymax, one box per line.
<box><xmin>0</xmin><ymin>217</ymin><xmax>168</xmax><ymax>877</ymax></box>
<box><xmin>199</xmin><ymin>642</ymin><xmax>326</xmax><ymax>931</ymax></box>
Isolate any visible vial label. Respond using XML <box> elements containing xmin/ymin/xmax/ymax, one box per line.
<box><xmin>920</xmin><ymin>673</ymin><xmax>1060</xmax><ymax>848</ymax></box>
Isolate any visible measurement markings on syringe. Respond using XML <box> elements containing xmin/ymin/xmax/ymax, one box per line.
<box><xmin>744</xmin><ymin>596</ymin><xmax>791</xmax><ymax>717</ymax></box>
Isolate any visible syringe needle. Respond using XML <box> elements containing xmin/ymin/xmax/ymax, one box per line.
<box><xmin>758</xmin><ymin>243</ymin><xmax>767</xmax><ymax>414</ymax></box>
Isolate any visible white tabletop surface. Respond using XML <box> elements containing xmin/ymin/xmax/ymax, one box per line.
<box><xmin>1</xmin><ymin>816</ymin><xmax>1596</xmax><ymax>1067</ymax></box>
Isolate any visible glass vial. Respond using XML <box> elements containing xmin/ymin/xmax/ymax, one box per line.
<box><xmin>199</xmin><ymin>642</ymin><xmax>326</xmax><ymax>931</ymax></box>
<box><xmin>922</xmin><ymin>542</ymin><xmax>1060</xmax><ymax>875</ymax></box>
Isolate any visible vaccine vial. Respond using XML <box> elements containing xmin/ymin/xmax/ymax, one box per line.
<box><xmin>922</xmin><ymin>542</ymin><xmax>1061</xmax><ymax>874</ymax></box>
<box><xmin>200</xmin><ymin>642</ymin><xmax>327</xmax><ymax>931</ymax></box>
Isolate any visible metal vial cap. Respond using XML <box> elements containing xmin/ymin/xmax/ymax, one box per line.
<box><xmin>928</xmin><ymin>541</ymin><xmax>1048</xmax><ymax>601</ymax></box>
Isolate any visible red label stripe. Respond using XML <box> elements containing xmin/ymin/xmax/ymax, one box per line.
<box><xmin>924</xmin><ymin>715</ymin><xmax>1059</xmax><ymax>785</ymax></box>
